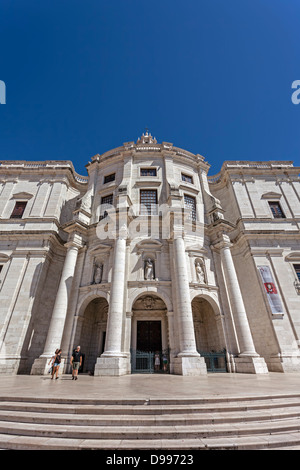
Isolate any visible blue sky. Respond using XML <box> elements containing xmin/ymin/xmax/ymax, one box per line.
<box><xmin>0</xmin><ymin>0</ymin><xmax>300</xmax><ymax>176</ymax></box>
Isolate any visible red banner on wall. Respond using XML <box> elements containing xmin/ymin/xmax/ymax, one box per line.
<box><xmin>258</xmin><ymin>266</ymin><xmax>283</xmax><ymax>314</ymax></box>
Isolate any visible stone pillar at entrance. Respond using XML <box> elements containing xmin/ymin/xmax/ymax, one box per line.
<box><xmin>216</xmin><ymin>235</ymin><xmax>268</xmax><ymax>374</ymax></box>
<box><xmin>31</xmin><ymin>237</ymin><xmax>82</xmax><ymax>375</ymax></box>
<box><xmin>172</xmin><ymin>236</ymin><xmax>207</xmax><ymax>376</ymax></box>
<box><xmin>94</xmin><ymin>227</ymin><xmax>129</xmax><ymax>376</ymax></box>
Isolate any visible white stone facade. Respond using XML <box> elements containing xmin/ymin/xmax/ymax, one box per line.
<box><xmin>0</xmin><ymin>132</ymin><xmax>299</xmax><ymax>376</ymax></box>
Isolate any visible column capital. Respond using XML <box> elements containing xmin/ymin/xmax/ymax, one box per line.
<box><xmin>65</xmin><ymin>231</ymin><xmax>85</xmax><ymax>249</ymax></box>
<box><xmin>211</xmin><ymin>233</ymin><xmax>232</xmax><ymax>251</ymax></box>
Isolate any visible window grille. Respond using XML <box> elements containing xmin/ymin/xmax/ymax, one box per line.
<box><xmin>268</xmin><ymin>202</ymin><xmax>285</xmax><ymax>218</ymax></box>
<box><xmin>184</xmin><ymin>194</ymin><xmax>196</xmax><ymax>221</ymax></box>
<box><xmin>99</xmin><ymin>194</ymin><xmax>113</xmax><ymax>220</ymax></box>
<box><xmin>140</xmin><ymin>190</ymin><xmax>158</xmax><ymax>215</ymax></box>
<box><xmin>141</xmin><ymin>168</ymin><xmax>157</xmax><ymax>177</ymax></box>
<box><xmin>104</xmin><ymin>173</ymin><xmax>115</xmax><ymax>184</ymax></box>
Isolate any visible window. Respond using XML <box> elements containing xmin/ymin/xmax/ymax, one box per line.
<box><xmin>99</xmin><ymin>194</ymin><xmax>113</xmax><ymax>220</ymax></box>
<box><xmin>104</xmin><ymin>173</ymin><xmax>115</xmax><ymax>184</ymax></box>
<box><xmin>101</xmin><ymin>194</ymin><xmax>113</xmax><ymax>206</ymax></box>
<box><xmin>181</xmin><ymin>173</ymin><xmax>193</xmax><ymax>184</ymax></box>
<box><xmin>269</xmin><ymin>201</ymin><xmax>285</xmax><ymax>219</ymax></box>
<box><xmin>293</xmin><ymin>265</ymin><xmax>300</xmax><ymax>282</ymax></box>
<box><xmin>10</xmin><ymin>201</ymin><xmax>27</xmax><ymax>219</ymax></box>
<box><xmin>141</xmin><ymin>168</ymin><xmax>157</xmax><ymax>177</ymax></box>
<box><xmin>101</xmin><ymin>194</ymin><xmax>113</xmax><ymax>210</ymax></box>
<box><xmin>184</xmin><ymin>194</ymin><xmax>196</xmax><ymax>221</ymax></box>
<box><xmin>140</xmin><ymin>189</ymin><xmax>158</xmax><ymax>215</ymax></box>
<box><xmin>0</xmin><ymin>265</ymin><xmax>3</xmax><ymax>275</ymax></box>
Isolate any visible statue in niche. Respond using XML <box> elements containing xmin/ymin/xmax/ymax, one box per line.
<box><xmin>92</xmin><ymin>262</ymin><xmax>103</xmax><ymax>284</ymax></box>
<box><xmin>212</xmin><ymin>212</ymin><xmax>220</xmax><ymax>222</ymax></box>
<box><xmin>144</xmin><ymin>258</ymin><xmax>155</xmax><ymax>280</ymax></box>
<box><xmin>195</xmin><ymin>260</ymin><xmax>206</xmax><ymax>284</ymax></box>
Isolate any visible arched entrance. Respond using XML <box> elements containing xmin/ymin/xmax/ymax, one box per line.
<box><xmin>192</xmin><ymin>296</ymin><xmax>227</xmax><ymax>372</ymax></box>
<box><xmin>131</xmin><ymin>294</ymin><xmax>169</xmax><ymax>373</ymax></box>
<box><xmin>75</xmin><ymin>297</ymin><xmax>108</xmax><ymax>374</ymax></box>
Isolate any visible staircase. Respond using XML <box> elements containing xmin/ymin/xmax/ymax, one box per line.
<box><xmin>0</xmin><ymin>394</ymin><xmax>300</xmax><ymax>449</ymax></box>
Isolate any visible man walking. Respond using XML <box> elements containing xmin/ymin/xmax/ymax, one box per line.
<box><xmin>71</xmin><ymin>345</ymin><xmax>82</xmax><ymax>380</ymax></box>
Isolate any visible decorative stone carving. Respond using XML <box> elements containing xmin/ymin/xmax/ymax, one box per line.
<box><xmin>144</xmin><ymin>258</ymin><xmax>155</xmax><ymax>280</ymax></box>
<box><xmin>143</xmin><ymin>296</ymin><xmax>156</xmax><ymax>309</ymax></box>
<box><xmin>137</xmin><ymin>130</ymin><xmax>157</xmax><ymax>144</ymax></box>
<box><xmin>92</xmin><ymin>263</ymin><xmax>103</xmax><ymax>284</ymax></box>
<box><xmin>195</xmin><ymin>260</ymin><xmax>206</xmax><ymax>284</ymax></box>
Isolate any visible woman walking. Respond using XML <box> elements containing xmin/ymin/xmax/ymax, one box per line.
<box><xmin>51</xmin><ymin>349</ymin><xmax>62</xmax><ymax>380</ymax></box>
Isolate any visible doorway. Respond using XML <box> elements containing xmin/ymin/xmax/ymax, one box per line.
<box><xmin>192</xmin><ymin>296</ymin><xmax>227</xmax><ymax>373</ymax></box>
<box><xmin>131</xmin><ymin>294</ymin><xmax>169</xmax><ymax>373</ymax></box>
<box><xmin>75</xmin><ymin>297</ymin><xmax>108</xmax><ymax>374</ymax></box>
<box><xmin>137</xmin><ymin>320</ymin><xmax>162</xmax><ymax>351</ymax></box>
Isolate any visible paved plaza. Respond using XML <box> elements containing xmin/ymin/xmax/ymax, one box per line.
<box><xmin>1</xmin><ymin>372</ymin><xmax>300</xmax><ymax>402</ymax></box>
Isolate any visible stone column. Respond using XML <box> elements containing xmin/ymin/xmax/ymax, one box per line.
<box><xmin>172</xmin><ymin>236</ymin><xmax>207</xmax><ymax>375</ymax></box>
<box><xmin>103</xmin><ymin>236</ymin><xmax>126</xmax><ymax>354</ymax></box>
<box><xmin>94</xmin><ymin>227</ymin><xmax>129</xmax><ymax>376</ymax></box>
<box><xmin>31</xmin><ymin>239</ymin><xmax>81</xmax><ymax>375</ymax></box>
<box><xmin>217</xmin><ymin>235</ymin><xmax>268</xmax><ymax>373</ymax></box>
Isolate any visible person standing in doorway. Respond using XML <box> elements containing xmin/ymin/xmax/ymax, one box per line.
<box><xmin>71</xmin><ymin>345</ymin><xmax>82</xmax><ymax>380</ymax></box>
<box><xmin>154</xmin><ymin>351</ymin><xmax>160</xmax><ymax>372</ymax></box>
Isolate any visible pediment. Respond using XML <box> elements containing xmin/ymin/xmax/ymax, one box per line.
<box><xmin>285</xmin><ymin>252</ymin><xmax>300</xmax><ymax>262</ymax></box>
<box><xmin>261</xmin><ymin>192</ymin><xmax>282</xmax><ymax>200</ymax></box>
<box><xmin>11</xmin><ymin>192</ymin><xmax>34</xmax><ymax>200</ymax></box>
<box><xmin>186</xmin><ymin>245</ymin><xmax>208</xmax><ymax>258</ymax></box>
<box><xmin>136</xmin><ymin>239</ymin><xmax>162</xmax><ymax>250</ymax></box>
<box><xmin>89</xmin><ymin>244</ymin><xmax>112</xmax><ymax>255</ymax></box>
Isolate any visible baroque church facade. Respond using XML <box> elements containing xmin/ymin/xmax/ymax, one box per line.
<box><xmin>0</xmin><ymin>132</ymin><xmax>300</xmax><ymax>377</ymax></box>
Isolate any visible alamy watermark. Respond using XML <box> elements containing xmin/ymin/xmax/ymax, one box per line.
<box><xmin>291</xmin><ymin>80</ymin><xmax>300</xmax><ymax>104</ymax></box>
<box><xmin>0</xmin><ymin>80</ymin><xmax>6</xmax><ymax>104</ymax></box>
<box><xmin>95</xmin><ymin>203</ymin><xmax>205</xmax><ymax>241</ymax></box>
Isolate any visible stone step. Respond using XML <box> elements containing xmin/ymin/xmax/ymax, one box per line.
<box><xmin>1</xmin><ymin>392</ymin><xmax>300</xmax><ymax>406</ymax></box>
<box><xmin>0</xmin><ymin>393</ymin><xmax>300</xmax><ymax>406</ymax></box>
<box><xmin>0</xmin><ymin>432</ymin><xmax>300</xmax><ymax>450</ymax></box>
<box><xmin>0</xmin><ymin>396</ymin><xmax>300</xmax><ymax>415</ymax></box>
<box><xmin>1</xmin><ymin>417</ymin><xmax>300</xmax><ymax>440</ymax></box>
<box><xmin>0</xmin><ymin>406</ymin><xmax>300</xmax><ymax>426</ymax></box>
<box><xmin>1</xmin><ymin>394</ymin><xmax>300</xmax><ymax>449</ymax></box>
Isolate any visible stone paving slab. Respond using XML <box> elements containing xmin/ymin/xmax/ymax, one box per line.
<box><xmin>0</xmin><ymin>372</ymin><xmax>300</xmax><ymax>402</ymax></box>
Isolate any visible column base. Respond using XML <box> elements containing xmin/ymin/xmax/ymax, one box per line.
<box><xmin>234</xmin><ymin>356</ymin><xmax>268</xmax><ymax>374</ymax></box>
<box><xmin>172</xmin><ymin>355</ymin><xmax>207</xmax><ymax>376</ymax></box>
<box><xmin>94</xmin><ymin>355</ymin><xmax>130</xmax><ymax>376</ymax></box>
<box><xmin>30</xmin><ymin>356</ymin><xmax>65</xmax><ymax>376</ymax></box>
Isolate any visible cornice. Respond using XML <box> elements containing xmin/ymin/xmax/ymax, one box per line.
<box><xmin>0</xmin><ymin>161</ymin><xmax>88</xmax><ymax>189</ymax></box>
<box><xmin>208</xmin><ymin>161</ymin><xmax>299</xmax><ymax>188</ymax></box>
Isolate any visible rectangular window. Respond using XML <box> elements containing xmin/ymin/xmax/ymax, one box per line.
<box><xmin>0</xmin><ymin>265</ymin><xmax>3</xmax><ymax>275</ymax></box>
<box><xmin>101</xmin><ymin>194</ymin><xmax>113</xmax><ymax>206</ymax></box>
<box><xmin>99</xmin><ymin>194</ymin><xmax>113</xmax><ymax>220</ymax></box>
<box><xmin>181</xmin><ymin>173</ymin><xmax>193</xmax><ymax>184</ymax></box>
<box><xmin>184</xmin><ymin>194</ymin><xmax>196</xmax><ymax>221</ymax></box>
<box><xmin>104</xmin><ymin>173</ymin><xmax>115</xmax><ymax>184</ymax></box>
<box><xmin>293</xmin><ymin>264</ymin><xmax>300</xmax><ymax>282</ymax></box>
<box><xmin>140</xmin><ymin>168</ymin><xmax>157</xmax><ymax>177</ymax></box>
<box><xmin>269</xmin><ymin>201</ymin><xmax>285</xmax><ymax>219</ymax></box>
<box><xmin>10</xmin><ymin>201</ymin><xmax>27</xmax><ymax>219</ymax></box>
<box><xmin>140</xmin><ymin>189</ymin><xmax>158</xmax><ymax>215</ymax></box>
